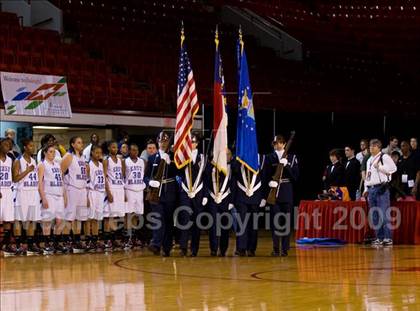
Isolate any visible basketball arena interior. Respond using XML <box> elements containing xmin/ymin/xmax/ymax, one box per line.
<box><xmin>0</xmin><ymin>0</ymin><xmax>420</xmax><ymax>310</ymax></box>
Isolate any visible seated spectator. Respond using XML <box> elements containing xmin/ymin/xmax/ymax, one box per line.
<box><xmin>382</xmin><ymin>136</ymin><xmax>401</xmax><ymax>155</ymax></box>
<box><xmin>356</xmin><ymin>139</ymin><xmax>369</xmax><ymax>164</ymax></box>
<box><xmin>344</xmin><ymin>145</ymin><xmax>361</xmax><ymax>200</ymax></box>
<box><xmin>322</xmin><ymin>149</ymin><xmax>345</xmax><ymax>191</ymax></box>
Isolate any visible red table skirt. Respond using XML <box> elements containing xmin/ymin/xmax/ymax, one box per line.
<box><xmin>296</xmin><ymin>200</ymin><xmax>420</xmax><ymax>244</ymax></box>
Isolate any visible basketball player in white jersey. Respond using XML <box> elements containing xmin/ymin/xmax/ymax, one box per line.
<box><xmin>12</xmin><ymin>138</ymin><xmax>42</xmax><ymax>255</ymax></box>
<box><xmin>0</xmin><ymin>138</ymin><xmax>17</xmax><ymax>256</ymax></box>
<box><xmin>103</xmin><ymin>140</ymin><xmax>126</xmax><ymax>250</ymax></box>
<box><xmin>61</xmin><ymin>136</ymin><xmax>89</xmax><ymax>253</ymax></box>
<box><xmin>124</xmin><ymin>144</ymin><xmax>146</xmax><ymax>249</ymax></box>
<box><xmin>38</xmin><ymin>145</ymin><xmax>67</xmax><ymax>254</ymax></box>
<box><xmin>86</xmin><ymin>145</ymin><xmax>106</xmax><ymax>251</ymax></box>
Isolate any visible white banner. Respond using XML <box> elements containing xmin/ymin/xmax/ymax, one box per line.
<box><xmin>0</xmin><ymin>72</ymin><xmax>72</xmax><ymax>118</ymax></box>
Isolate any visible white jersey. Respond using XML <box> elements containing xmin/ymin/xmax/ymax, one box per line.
<box><xmin>16</xmin><ymin>156</ymin><xmax>38</xmax><ymax>191</ymax></box>
<box><xmin>0</xmin><ymin>156</ymin><xmax>13</xmax><ymax>189</ymax></box>
<box><xmin>107</xmin><ymin>156</ymin><xmax>124</xmax><ymax>189</ymax></box>
<box><xmin>64</xmin><ymin>153</ymin><xmax>87</xmax><ymax>189</ymax></box>
<box><xmin>124</xmin><ymin>157</ymin><xmax>145</xmax><ymax>192</ymax></box>
<box><xmin>42</xmin><ymin>160</ymin><xmax>64</xmax><ymax>196</ymax></box>
<box><xmin>89</xmin><ymin>161</ymin><xmax>105</xmax><ymax>192</ymax></box>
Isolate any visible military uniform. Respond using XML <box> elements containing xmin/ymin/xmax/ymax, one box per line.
<box><xmin>263</xmin><ymin>136</ymin><xmax>299</xmax><ymax>256</ymax></box>
<box><xmin>144</xmin><ymin>132</ymin><xmax>179</xmax><ymax>256</ymax></box>
<box><xmin>177</xmin><ymin>149</ymin><xmax>207</xmax><ymax>256</ymax></box>
<box><xmin>232</xmin><ymin>155</ymin><xmax>265</xmax><ymax>256</ymax></box>
<box><xmin>204</xmin><ymin>162</ymin><xmax>236</xmax><ymax>256</ymax></box>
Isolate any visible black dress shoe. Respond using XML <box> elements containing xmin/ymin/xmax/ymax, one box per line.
<box><xmin>218</xmin><ymin>252</ymin><xmax>226</xmax><ymax>257</ymax></box>
<box><xmin>210</xmin><ymin>251</ymin><xmax>217</xmax><ymax>257</ymax></box>
<box><xmin>234</xmin><ymin>250</ymin><xmax>246</xmax><ymax>257</ymax></box>
<box><xmin>162</xmin><ymin>251</ymin><xmax>171</xmax><ymax>257</ymax></box>
<box><xmin>281</xmin><ymin>250</ymin><xmax>288</xmax><ymax>257</ymax></box>
<box><xmin>148</xmin><ymin>245</ymin><xmax>160</xmax><ymax>255</ymax></box>
<box><xmin>271</xmin><ymin>249</ymin><xmax>280</xmax><ymax>257</ymax></box>
<box><xmin>190</xmin><ymin>253</ymin><xmax>197</xmax><ymax>257</ymax></box>
<box><xmin>180</xmin><ymin>248</ymin><xmax>187</xmax><ymax>257</ymax></box>
<box><xmin>247</xmin><ymin>251</ymin><xmax>256</xmax><ymax>257</ymax></box>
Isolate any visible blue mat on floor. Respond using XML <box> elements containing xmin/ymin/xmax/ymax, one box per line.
<box><xmin>296</xmin><ymin>237</ymin><xmax>346</xmax><ymax>246</ymax></box>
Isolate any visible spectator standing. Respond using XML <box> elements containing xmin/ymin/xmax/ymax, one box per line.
<box><xmin>364</xmin><ymin>139</ymin><xmax>397</xmax><ymax>246</ymax></box>
<box><xmin>36</xmin><ymin>134</ymin><xmax>62</xmax><ymax>163</ymax></box>
<box><xmin>4</xmin><ymin>128</ymin><xmax>21</xmax><ymax>155</ymax></box>
<box><xmin>323</xmin><ymin>149</ymin><xmax>345</xmax><ymax>191</ymax></box>
<box><xmin>382</xmin><ymin>136</ymin><xmax>401</xmax><ymax>155</ymax></box>
<box><xmin>356</xmin><ymin>139</ymin><xmax>369</xmax><ymax>164</ymax></box>
<box><xmin>397</xmin><ymin>141</ymin><xmax>418</xmax><ymax>197</ymax></box>
<box><xmin>344</xmin><ymin>145</ymin><xmax>361</xmax><ymax>200</ymax></box>
<box><xmin>140</xmin><ymin>139</ymin><xmax>158</xmax><ymax>162</ymax></box>
<box><xmin>82</xmin><ymin>133</ymin><xmax>99</xmax><ymax>162</ymax></box>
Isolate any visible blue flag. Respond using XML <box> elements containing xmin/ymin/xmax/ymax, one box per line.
<box><xmin>236</xmin><ymin>30</ymin><xmax>259</xmax><ymax>174</ymax></box>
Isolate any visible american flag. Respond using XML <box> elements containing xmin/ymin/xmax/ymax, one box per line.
<box><xmin>173</xmin><ymin>29</ymin><xmax>199</xmax><ymax>169</ymax></box>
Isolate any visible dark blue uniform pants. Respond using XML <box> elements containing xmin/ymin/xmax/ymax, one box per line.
<box><xmin>208</xmin><ymin>203</ymin><xmax>231</xmax><ymax>255</ymax></box>
<box><xmin>150</xmin><ymin>201</ymin><xmax>175</xmax><ymax>253</ymax></box>
<box><xmin>235</xmin><ymin>202</ymin><xmax>259</xmax><ymax>252</ymax></box>
<box><xmin>270</xmin><ymin>202</ymin><xmax>292</xmax><ymax>252</ymax></box>
<box><xmin>177</xmin><ymin>198</ymin><xmax>204</xmax><ymax>255</ymax></box>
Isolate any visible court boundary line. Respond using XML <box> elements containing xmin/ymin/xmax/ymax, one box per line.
<box><xmin>113</xmin><ymin>255</ymin><xmax>420</xmax><ymax>288</ymax></box>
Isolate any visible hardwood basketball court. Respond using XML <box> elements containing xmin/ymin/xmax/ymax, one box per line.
<box><xmin>1</xmin><ymin>237</ymin><xmax>419</xmax><ymax>310</ymax></box>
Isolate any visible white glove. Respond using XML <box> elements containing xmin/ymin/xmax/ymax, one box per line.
<box><xmin>279</xmin><ymin>158</ymin><xmax>288</xmax><ymax>166</ymax></box>
<box><xmin>228</xmin><ymin>203</ymin><xmax>234</xmax><ymax>210</ymax></box>
<box><xmin>149</xmin><ymin>180</ymin><xmax>160</xmax><ymax>188</ymax></box>
<box><xmin>202</xmin><ymin>197</ymin><xmax>208</xmax><ymax>206</ymax></box>
<box><xmin>162</xmin><ymin>153</ymin><xmax>171</xmax><ymax>164</ymax></box>
<box><xmin>259</xmin><ymin>199</ymin><xmax>266</xmax><ymax>208</ymax></box>
<box><xmin>269</xmin><ymin>180</ymin><xmax>278</xmax><ymax>188</ymax></box>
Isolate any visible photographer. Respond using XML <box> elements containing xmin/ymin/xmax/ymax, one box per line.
<box><xmin>363</xmin><ymin>139</ymin><xmax>397</xmax><ymax>246</ymax></box>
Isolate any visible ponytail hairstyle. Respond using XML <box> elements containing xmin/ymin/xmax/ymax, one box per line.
<box><xmin>21</xmin><ymin>138</ymin><xmax>33</xmax><ymax>155</ymax></box>
<box><xmin>41</xmin><ymin>144</ymin><xmax>55</xmax><ymax>161</ymax></box>
<box><xmin>40</xmin><ymin>134</ymin><xmax>55</xmax><ymax>148</ymax></box>
<box><xmin>68</xmin><ymin>136</ymin><xmax>82</xmax><ymax>155</ymax></box>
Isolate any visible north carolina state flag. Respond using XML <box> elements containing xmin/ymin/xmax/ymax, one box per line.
<box><xmin>212</xmin><ymin>28</ymin><xmax>228</xmax><ymax>174</ymax></box>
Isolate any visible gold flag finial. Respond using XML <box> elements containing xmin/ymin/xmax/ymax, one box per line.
<box><xmin>239</xmin><ymin>25</ymin><xmax>244</xmax><ymax>52</ymax></box>
<box><xmin>181</xmin><ymin>21</ymin><xmax>185</xmax><ymax>47</ymax></box>
<box><xmin>215</xmin><ymin>24</ymin><xmax>219</xmax><ymax>48</ymax></box>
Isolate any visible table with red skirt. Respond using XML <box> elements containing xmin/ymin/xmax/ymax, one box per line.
<box><xmin>295</xmin><ymin>200</ymin><xmax>420</xmax><ymax>244</ymax></box>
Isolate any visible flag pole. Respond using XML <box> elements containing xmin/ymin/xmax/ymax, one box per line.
<box><xmin>215</xmin><ymin>25</ymin><xmax>220</xmax><ymax>195</ymax></box>
<box><xmin>181</xmin><ymin>21</ymin><xmax>193</xmax><ymax>192</ymax></box>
